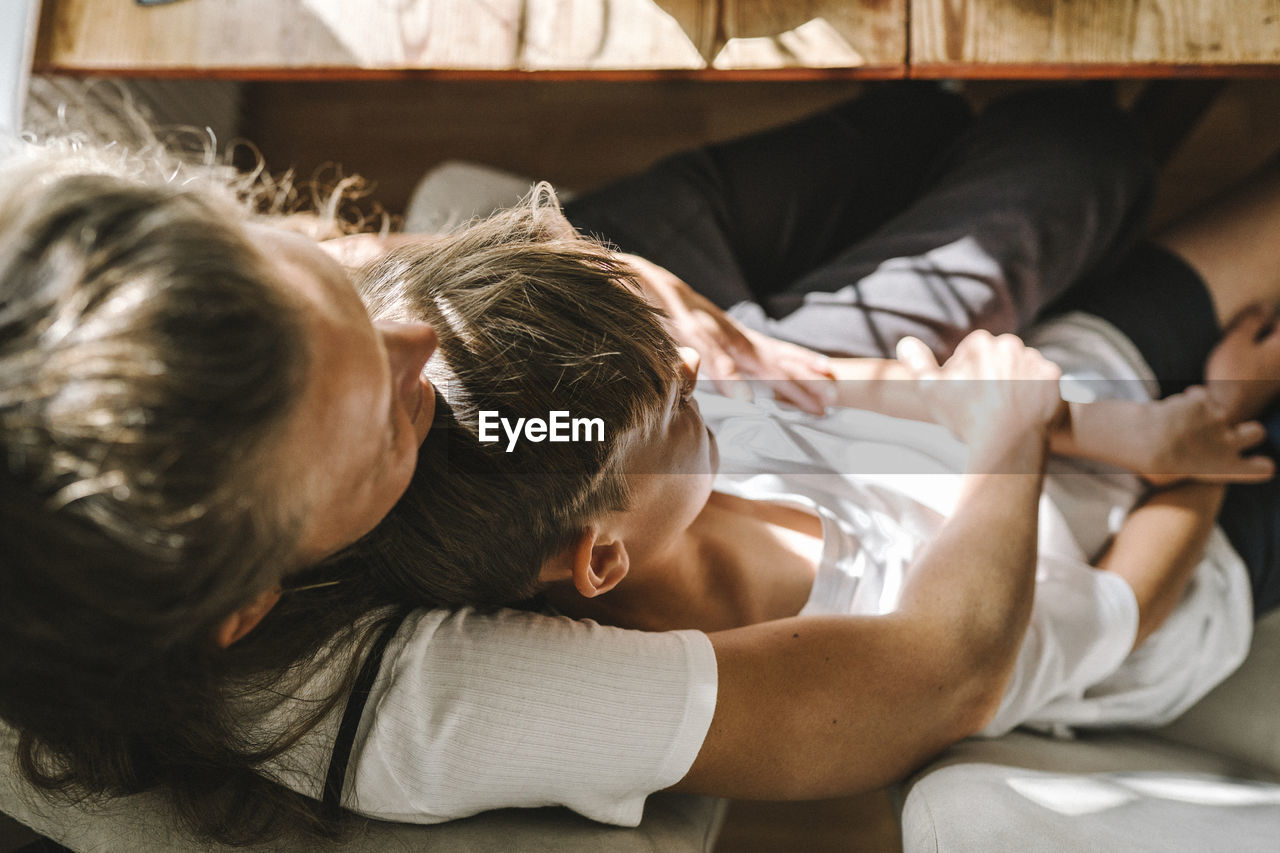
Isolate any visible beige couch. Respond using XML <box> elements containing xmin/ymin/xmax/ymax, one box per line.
<box><xmin>900</xmin><ymin>609</ymin><xmax>1280</xmax><ymax>852</ymax></box>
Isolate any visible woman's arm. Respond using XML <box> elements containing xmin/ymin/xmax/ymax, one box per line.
<box><xmin>676</xmin><ymin>431</ymin><xmax>1049</xmax><ymax>798</ymax></box>
<box><xmin>673</xmin><ymin>333</ymin><xmax>1062</xmax><ymax>799</ymax></box>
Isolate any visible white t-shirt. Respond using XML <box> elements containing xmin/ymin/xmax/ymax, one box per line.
<box><xmin>700</xmin><ymin>311</ymin><xmax>1253</xmax><ymax>738</ymax></box>
<box><xmin>264</xmin><ymin>607</ymin><xmax>717</xmax><ymax>826</ymax></box>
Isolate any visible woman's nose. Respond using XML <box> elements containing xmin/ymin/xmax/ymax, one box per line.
<box><xmin>378</xmin><ymin>321</ymin><xmax>438</xmax><ymax>377</ymax></box>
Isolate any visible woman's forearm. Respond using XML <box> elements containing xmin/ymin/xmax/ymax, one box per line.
<box><xmin>896</xmin><ymin>432</ymin><xmax>1049</xmax><ymax>701</ymax></box>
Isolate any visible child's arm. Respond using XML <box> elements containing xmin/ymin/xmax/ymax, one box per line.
<box><xmin>826</xmin><ymin>355</ymin><xmax>930</xmax><ymax>420</ymax></box>
<box><xmin>828</xmin><ymin>334</ymin><xmax>1274</xmax><ymax>485</ymax></box>
<box><xmin>1095</xmin><ymin>481</ymin><xmax>1225</xmax><ymax>649</ymax></box>
<box><xmin>1059</xmin><ymin>307</ymin><xmax>1280</xmax><ymax>484</ymax></box>
<box><xmin>1052</xmin><ymin>391</ymin><xmax>1272</xmax><ymax>485</ymax></box>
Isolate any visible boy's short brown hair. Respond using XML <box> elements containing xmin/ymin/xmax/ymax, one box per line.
<box><xmin>355</xmin><ymin>186</ymin><xmax>680</xmax><ymax>607</ymax></box>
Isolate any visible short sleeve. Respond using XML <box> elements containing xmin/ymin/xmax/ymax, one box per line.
<box><xmin>979</xmin><ymin>554</ymin><xmax>1139</xmax><ymax>738</ymax></box>
<box><xmin>345</xmin><ymin>607</ymin><xmax>718</xmax><ymax>826</ymax></box>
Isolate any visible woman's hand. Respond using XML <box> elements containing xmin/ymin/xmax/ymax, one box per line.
<box><xmin>1205</xmin><ymin>303</ymin><xmax>1280</xmax><ymax>422</ymax></box>
<box><xmin>617</xmin><ymin>253</ymin><xmax>836</xmax><ymax>415</ymax></box>
<box><xmin>896</xmin><ymin>331</ymin><xmax>1066</xmax><ymax>451</ymax></box>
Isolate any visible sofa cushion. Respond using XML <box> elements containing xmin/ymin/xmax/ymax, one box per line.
<box><xmin>902</xmin><ymin>760</ymin><xmax>1280</xmax><ymax>853</ymax></box>
<box><xmin>901</xmin><ymin>609</ymin><xmax>1280</xmax><ymax>853</ymax></box>
<box><xmin>0</xmin><ymin>723</ymin><xmax>725</xmax><ymax>853</ymax></box>
<box><xmin>1156</xmin><ymin>608</ymin><xmax>1280</xmax><ymax>773</ymax></box>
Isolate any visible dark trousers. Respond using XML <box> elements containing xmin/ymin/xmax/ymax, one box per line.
<box><xmin>566</xmin><ymin>83</ymin><xmax>1155</xmax><ymax>359</ymax></box>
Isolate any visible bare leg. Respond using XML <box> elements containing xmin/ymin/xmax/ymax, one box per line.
<box><xmin>1149</xmin><ymin>156</ymin><xmax>1280</xmax><ymax>618</ymax></box>
<box><xmin>1156</xmin><ymin>157</ymin><xmax>1280</xmax><ymax>326</ymax></box>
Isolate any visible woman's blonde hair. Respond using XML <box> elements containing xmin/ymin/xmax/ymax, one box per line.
<box><xmin>0</xmin><ymin>139</ymin><xmax>396</xmax><ymax>844</ymax></box>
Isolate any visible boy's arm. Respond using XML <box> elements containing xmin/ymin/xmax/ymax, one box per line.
<box><xmin>1055</xmin><ymin>302</ymin><xmax>1280</xmax><ymax>485</ymax></box>
<box><xmin>1051</xmin><ymin>391</ymin><xmax>1272</xmax><ymax>485</ymax></box>
<box><xmin>826</xmin><ymin>355</ymin><xmax>932</xmax><ymax>420</ymax></box>
<box><xmin>828</xmin><ymin>340</ymin><xmax>1272</xmax><ymax>485</ymax></box>
<box><xmin>616</xmin><ymin>253</ymin><xmax>836</xmax><ymax>415</ymax></box>
<box><xmin>1095</xmin><ymin>481</ymin><xmax>1225</xmax><ymax>649</ymax></box>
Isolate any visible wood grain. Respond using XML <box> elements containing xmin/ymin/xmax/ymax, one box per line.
<box><xmin>912</xmin><ymin>0</ymin><xmax>1280</xmax><ymax>68</ymax></box>
<box><xmin>36</xmin><ymin>0</ymin><xmax>899</xmax><ymax>74</ymax></box>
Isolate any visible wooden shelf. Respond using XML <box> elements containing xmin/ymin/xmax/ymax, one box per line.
<box><xmin>35</xmin><ymin>0</ymin><xmax>904</xmax><ymax>77</ymax></box>
<box><xmin>910</xmin><ymin>0</ymin><xmax>1280</xmax><ymax>73</ymax></box>
<box><xmin>34</xmin><ymin>0</ymin><xmax>1280</xmax><ymax>80</ymax></box>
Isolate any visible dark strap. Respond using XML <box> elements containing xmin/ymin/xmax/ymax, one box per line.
<box><xmin>322</xmin><ymin>609</ymin><xmax>410</xmax><ymax>816</ymax></box>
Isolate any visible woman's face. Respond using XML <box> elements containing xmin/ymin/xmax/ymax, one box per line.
<box><xmin>248</xmin><ymin>226</ymin><xmax>438</xmax><ymax>563</ymax></box>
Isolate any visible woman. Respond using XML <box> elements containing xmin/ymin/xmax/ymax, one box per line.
<box><xmin>0</xmin><ymin>85</ymin><xmax>1161</xmax><ymax>844</ymax></box>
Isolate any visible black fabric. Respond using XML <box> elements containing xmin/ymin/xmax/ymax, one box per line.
<box><xmin>1049</xmin><ymin>240</ymin><xmax>1221</xmax><ymax>398</ymax></box>
<box><xmin>322</xmin><ymin>610</ymin><xmax>411</xmax><ymax>818</ymax></box>
<box><xmin>566</xmin><ymin>82</ymin><xmax>975</xmax><ymax>313</ymax></box>
<box><xmin>566</xmin><ymin>84</ymin><xmax>1155</xmax><ymax>359</ymax></box>
<box><xmin>13</xmin><ymin>839</ymin><xmax>74</xmax><ymax>853</ymax></box>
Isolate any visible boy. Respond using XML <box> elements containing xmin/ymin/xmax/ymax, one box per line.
<box><xmin>357</xmin><ymin>190</ymin><xmax>1276</xmax><ymax>738</ymax></box>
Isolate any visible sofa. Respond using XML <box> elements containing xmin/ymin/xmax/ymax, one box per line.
<box><xmin>900</xmin><ymin>608</ymin><xmax>1280</xmax><ymax>852</ymax></box>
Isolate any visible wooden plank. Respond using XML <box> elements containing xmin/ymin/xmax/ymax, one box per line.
<box><xmin>909</xmin><ymin>62</ymin><xmax>1280</xmax><ymax>80</ymax></box>
<box><xmin>912</xmin><ymin>0</ymin><xmax>1280</xmax><ymax>68</ymax></box>
<box><xmin>520</xmin><ymin>0</ymin><xmax>708</xmax><ymax>69</ymax></box>
<box><xmin>712</xmin><ymin>0</ymin><xmax>904</xmax><ymax>69</ymax></box>
<box><xmin>38</xmin><ymin>0</ymin><xmax>523</xmax><ymax>70</ymax></box>
<box><xmin>36</xmin><ymin>0</ymin><xmax>904</xmax><ymax>74</ymax></box>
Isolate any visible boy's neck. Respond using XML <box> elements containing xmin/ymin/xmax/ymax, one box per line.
<box><xmin>546</xmin><ymin>492</ymin><xmax>822</xmax><ymax>632</ymax></box>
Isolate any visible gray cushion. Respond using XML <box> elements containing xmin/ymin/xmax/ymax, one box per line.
<box><xmin>1</xmin><ymin>723</ymin><xmax>725</xmax><ymax>852</ymax></box>
<box><xmin>901</xmin><ymin>611</ymin><xmax>1280</xmax><ymax>852</ymax></box>
<box><xmin>903</xmin><ymin>761</ymin><xmax>1280</xmax><ymax>853</ymax></box>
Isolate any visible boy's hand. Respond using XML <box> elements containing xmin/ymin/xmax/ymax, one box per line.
<box><xmin>1205</xmin><ymin>304</ymin><xmax>1280</xmax><ymax>422</ymax></box>
<box><xmin>896</xmin><ymin>331</ymin><xmax>1065</xmax><ymax>450</ymax></box>
<box><xmin>1142</xmin><ymin>387</ymin><xmax>1274</xmax><ymax>486</ymax></box>
<box><xmin>617</xmin><ymin>253</ymin><xmax>836</xmax><ymax>415</ymax></box>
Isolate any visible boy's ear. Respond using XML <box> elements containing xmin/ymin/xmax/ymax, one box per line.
<box><xmin>575</xmin><ymin>534</ymin><xmax>629</xmax><ymax>598</ymax></box>
<box><xmin>538</xmin><ymin>527</ymin><xmax>630</xmax><ymax>598</ymax></box>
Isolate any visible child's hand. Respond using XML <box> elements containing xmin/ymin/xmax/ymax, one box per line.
<box><xmin>1142</xmin><ymin>386</ymin><xmax>1273</xmax><ymax>486</ymax></box>
<box><xmin>1205</xmin><ymin>304</ymin><xmax>1280</xmax><ymax>422</ymax></box>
